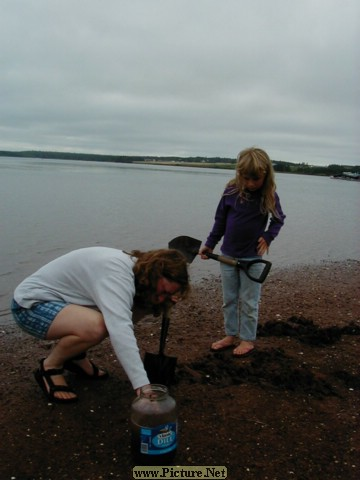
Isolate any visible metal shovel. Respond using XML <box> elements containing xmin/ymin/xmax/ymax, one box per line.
<box><xmin>143</xmin><ymin>309</ymin><xmax>177</xmax><ymax>386</ymax></box>
<box><xmin>169</xmin><ymin>235</ymin><xmax>272</xmax><ymax>284</ymax></box>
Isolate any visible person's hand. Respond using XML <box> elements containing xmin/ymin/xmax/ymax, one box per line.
<box><xmin>199</xmin><ymin>246</ymin><xmax>213</xmax><ymax>260</ymax></box>
<box><xmin>135</xmin><ymin>384</ymin><xmax>150</xmax><ymax>396</ymax></box>
<box><xmin>257</xmin><ymin>237</ymin><xmax>269</xmax><ymax>256</ymax></box>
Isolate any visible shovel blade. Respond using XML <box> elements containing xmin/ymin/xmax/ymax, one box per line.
<box><xmin>169</xmin><ymin>236</ymin><xmax>202</xmax><ymax>264</ymax></box>
<box><xmin>144</xmin><ymin>352</ymin><xmax>177</xmax><ymax>386</ymax></box>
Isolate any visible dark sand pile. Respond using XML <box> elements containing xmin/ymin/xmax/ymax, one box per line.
<box><xmin>1</xmin><ymin>260</ymin><xmax>359</xmax><ymax>479</ymax></box>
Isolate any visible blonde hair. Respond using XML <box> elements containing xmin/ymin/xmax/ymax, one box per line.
<box><xmin>227</xmin><ymin>147</ymin><xmax>279</xmax><ymax>217</ymax></box>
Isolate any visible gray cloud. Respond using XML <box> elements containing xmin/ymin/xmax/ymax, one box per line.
<box><xmin>1</xmin><ymin>0</ymin><xmax>359</xmax><ymax>165</ymax></box>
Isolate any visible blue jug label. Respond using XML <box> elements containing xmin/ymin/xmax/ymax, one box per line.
<box><xmin>140</xmin><ymin>422</ymin><xmax>177</xmax><ymax>456</ymax></box>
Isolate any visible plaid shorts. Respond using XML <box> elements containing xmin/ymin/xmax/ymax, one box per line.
<box><xmin>11</xmin><ymin>299</ymin><xmax>68</xmax><ymax>339</ymax></box>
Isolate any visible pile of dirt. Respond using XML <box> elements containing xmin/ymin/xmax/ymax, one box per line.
<box><xmin>0</xmin><ymin>260</ymin><xmax>359</xmax><ymax>479</ymax></box>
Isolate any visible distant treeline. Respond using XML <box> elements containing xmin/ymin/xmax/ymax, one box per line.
<box><xmin>0</xmin><ymin>150</ymin><xmax>358</xmax><ymax>177</ymax></box>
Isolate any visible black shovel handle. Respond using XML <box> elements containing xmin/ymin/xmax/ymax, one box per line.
<box><xmin>168</xmin><ymin>235</ymin><xmax>271</xmax><ymax>283</ymax></box>
<box><xmin>205</xmin><ymin>253</ymin><xmax>272</xmax><ymax>284</ymax></box>
<box><xmin>159</xmin><ymin>313</ymin><xmax>170</xmax><ymax>355</ymax></box>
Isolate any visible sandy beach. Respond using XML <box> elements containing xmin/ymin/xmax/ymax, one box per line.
<box><xmin>1</xmin><ymin>260</ymin><xmax>359</xmax><ymax>480</ymax></box>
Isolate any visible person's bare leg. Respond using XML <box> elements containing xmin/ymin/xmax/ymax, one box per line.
<box><xmin>41</xmin><ymin>305</ymin><xmax>108</xmax><ymax>401</ymax></box>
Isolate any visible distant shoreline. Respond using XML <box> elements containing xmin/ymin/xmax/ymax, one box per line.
<box><xmin>1</xmin><ymin>150</ymin><xmax>359</xmax><ymax>177</ymax></box>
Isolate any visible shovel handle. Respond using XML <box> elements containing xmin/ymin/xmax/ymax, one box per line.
<box><xmin>205</xmin><ymin>252</ymin><xmax>238</xmax><ymax>266</ymax></box>
<box><xmin>205</xmin><ymin>253</ymin><xmax>272</xmax><ymax>283</ymax></box>
<box><xmin>159</xmin><ymin>314</ymin><xmax>170</xmax><ymax>355</ymax></box>
<box><xmin>240</xmin><ymin>259</ymin><xmax>272</xmax><ymax>284</ymax></box>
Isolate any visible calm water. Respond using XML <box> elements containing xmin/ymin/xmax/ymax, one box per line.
<box><xmin>1</xmin><ymin>156</ymin><xmax>359</xmax><ymax>317</ymax></box>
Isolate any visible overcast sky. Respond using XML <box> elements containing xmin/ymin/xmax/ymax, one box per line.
<box><xmin>1</xmin><ymin>0</ymin><xmax>359</xmax><ymax>166</ymax></box>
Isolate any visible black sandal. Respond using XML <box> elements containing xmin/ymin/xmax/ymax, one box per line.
<box><xmin>34</xmin><ymin>359</ymin><xmax>78</xmax><ymax>404</ymax></box>
<box><xmin>64</xmin><ymin>353</ymin><xmax>109</xmax><ymax>380</ymax></box>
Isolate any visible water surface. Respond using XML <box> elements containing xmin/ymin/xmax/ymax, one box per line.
<box><xmin>1</xmin><ymin>157</ymin><xmax>359</xmax><ymax>316</ymax></box>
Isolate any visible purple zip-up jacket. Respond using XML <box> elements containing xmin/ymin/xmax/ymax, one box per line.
<box><xmin>205</xmin><ymin>186</ymin><xmax>285</xmax><ymax>258</ymax></box>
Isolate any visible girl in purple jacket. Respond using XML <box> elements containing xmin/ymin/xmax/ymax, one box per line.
<box><xmin>200</xmin><ymin>147</ymin><xmax>285</xmax><ymax>357</ymax></box>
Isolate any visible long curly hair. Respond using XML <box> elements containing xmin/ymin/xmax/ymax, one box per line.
<box><xmin>130</xmin><ymin>248</ymin><xmax>190</xmax><ymax>314</ymax></box>
<box><xmin>226</xmin><ymin>147</ymin><xmax>280</xmax><ymax>217</ymax></box>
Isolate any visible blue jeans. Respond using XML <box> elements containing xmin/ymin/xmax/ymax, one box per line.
<box><xmin>220</xmin><ymin>258</ymin><xmax>262</xmax><ymax>341</ymax></box>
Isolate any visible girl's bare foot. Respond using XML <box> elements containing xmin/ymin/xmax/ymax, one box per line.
<box><xmin>210</xmin><ymin>336</ymin><xmax>237</xmax><ymax>352</ymax></box>
<box><xmin>233</xmin><ymin>341</ymin><xmax>255</xmax><ymax>357</ymax></box>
